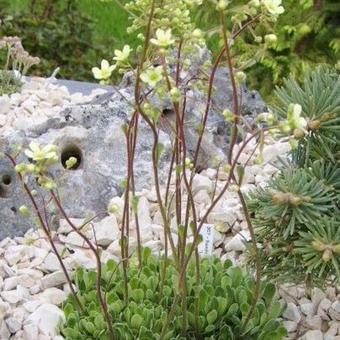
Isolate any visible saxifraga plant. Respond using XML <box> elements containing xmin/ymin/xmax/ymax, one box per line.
<box><xmin>2</xmin><ymin>0</ymin><xmax>307</xmax><ymax>339</ymax></box>
<box><xmin>61</xmin><ymin>252</ymin><xmax>287</xmax><ymax>340</ymax></box>
<box><xmin>247</xmin><ymin>67</ymin><xmax>340</xmax><ymax>287</ymax></box>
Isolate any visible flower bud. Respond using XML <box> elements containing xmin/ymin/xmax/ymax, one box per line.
<box><xmin>293</xmin><ymin>128</ymin><xmax>305</xmax><ymax>139</ymax></box>
<box><xmin>19</xmin><ymin>205</ymin><xmax>30</xmax><ymax>217</ymax></box>
<box><xmin>65</xmin><ymin>157</ymin><xmax>78</xmax><ymax>170</ymax></box>
<box><xmin>170</xmin><ymin>87</ymin><xmax>181</xmax><ymax>103</ymax></box>
<box><xmin>108</xmin><ymin>203</ymin><xmax>119</xmax><ymax>214</ymax></box>
<box><xmin>216</xmin><ymin>0</ymin><xmax>229</xmax><ymax>11</ymax></box>
<box><xmin>322</xmin><ymin>248</ymin><xmax>332</xmax><ymax>262</ymax></box>
<box><xmin>235</xmin><ymin>71</ymin><xmax>247</xmax><ymax>84</ymax></box>
<box><xmin>222</xmin><ymin>109</ymin><xmax>234</xmax><ymax>122</ymax></box>
<box><xmin>312</xmin><ymin>240</ymin><xmax>326</xmax><ymax>252</ymax></box>
<box><xmin>308</xmin><ymin>120</ymin><xmax>320</xmax><ymax>131</ymax></box>
<box><xmin>264</xmin><ymin>34</ymin><xmax>278</xmax><ymax>44</ymax></box>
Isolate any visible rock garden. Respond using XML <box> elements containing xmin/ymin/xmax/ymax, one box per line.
<box><xmin>0</xmin><ymin>0</ymin><xmax>339</xmax><ymax>339</ymax></box>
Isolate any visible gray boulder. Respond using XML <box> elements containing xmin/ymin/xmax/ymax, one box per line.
<box><xmin>0</xmin><ymin>67</ymin><xmax>266</xmax><ymax>239</ymax></box>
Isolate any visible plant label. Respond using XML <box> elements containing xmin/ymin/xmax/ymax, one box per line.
<box><xmin>198</xmin><ymin>224</ymin><xmax>214</xmax><ymax>257</ymax></box>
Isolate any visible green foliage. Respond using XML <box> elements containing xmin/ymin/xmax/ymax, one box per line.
<box><xmin>195</xmin><ymin>0</ymin><xmax>340</xmax><ymax>99</ymax></box>
<box><xmin>0</xmin><ymin>0</ymin><xmax>115</xmax><ymax>80</ymax></box>
<box><xmin>62</xmin><ymin>253</ymin><xmax>287</xmax><ymax>339</ymax></box>
<box><xmin>247</xmin><ymin>67</ymin><xmax>340</xmax><ymax>286</ymax></box>
<box><xmin>241</xmin><ymin>0</ymin><xmax>340</xmax><ymax>99</ymax></box>
<box><xmin>295</xmin><ymin>218</ymin><xmax>340</xmax><ymax>279</ymax></box>
<box><xmin>248</xmin><ymin>168</ymin><xmax>335</xmax><ymax>238</ymax></box>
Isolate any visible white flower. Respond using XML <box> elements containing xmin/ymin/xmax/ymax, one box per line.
<box><xmin>92</xmin><ymin>59</ymin><xmax>116</xmax><ymax>81</ymax></box>
<box><xmin>140</xmin><ymin>66</ymin><xmax>163</xmax><ymax>87</ymax></box>
<box><xmin>113</xmin><ymin>45</ymin><xmax>132</xmax><ymax>63</ymax></box>
<box><xmin>150</xmin><ymin>29</ymin><xmax>175</xmax><ymax>48</ymax></box>
<box><xmin>261</xmin><ymin>0</ymin><xmax>284</xmax><ymax>15</ymax></box>
<box><xmin>24</xmin><ymin>142</ymin><xmax>58</xmax><ymax>163</ymax></box>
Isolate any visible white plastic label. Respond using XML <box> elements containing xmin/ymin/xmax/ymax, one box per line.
<box><xmin>198</xmin><ymin>224</ymin><xmax>214</xmax><ymax>257</ymax></box>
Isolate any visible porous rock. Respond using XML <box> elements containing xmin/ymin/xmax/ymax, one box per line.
<box><xmin>0</xmin><ymin>61</ymin><xmax>266</xmax><ymax>239</ymax></box>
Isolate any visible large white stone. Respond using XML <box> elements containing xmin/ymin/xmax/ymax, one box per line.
<box><xmin>0</xmin><ymin>319</ymin><xmax>10</xmax><ymax>339</ymax></box>
<box><xmin>108</xmin><ymin>196</ymin><xmax>125</xmax><ymax>224</ymax></box>
<box><xmin>300</xmin><ymin>330</ymin><xmax>323</xmax><ymax>340</ymax></box>
<box><xmin>41</xmin><ymin>271</ymin><xmax>70</xmax><ymax>289</ymax></box>
<box><xmin>42</xmin><ymin>253</ymin><xmax>62</xmax><ymax>272</ymax></box>
<box><xmin>58</xmin><ymin>218</ymin><xmax>85</xmax><ymax>234</ymax></box>
<box><xmin>93</xmin><ymin>215</ymin><xmax>120</xmax><ymax>246</ymax></box>
<box><xmin>225</xmin><ymin>234</ymin><xmax>247</xmax><ymax>252</ymax></box>
<box><xmin>61</xmin><ymin>231</ymin><xmax>89</xmax><ymax>248</ymax></box>
<box><xmin>137</xmin><ymin>196</ymin><xmax>152</xmax><ymax>227</ymax></box>
<box><xmin>23</xmin><ymin>323</ymin><xmax>39</xmax><ymax>340</ymax></box>
<box><xmin>4</xmin><ymin>245</ymin><xmax>33</xmax><ymax>266</ymax></box>
<box><xmin>3</xmin><ymin>277</ymin><xmax>18</xmax><ymax>291</ymax></box>
<box><xmin>25</xmin><ymin>304</ymin><xmax>65</xmax><ymax>337</ymax></box>
<box><xmin>207</xmin><ymin>208</ymin><xmax>238</xmax><ymax>227</ymax></box>
<box><xmin>283</xmin><ymin>302</ymin><xmax>301</xmax><ymax>323</ymax></box>
<box><xmin>69</xmin><ymin>249</ymin><xmax>96</xmax><ymax>270</ymax></box>
<box><xmin>300</xmin><ymin>302</ymin><xmax>315</xmax><ymax>316</ymax></box>
<box><xmin>262</xmin><ymin>143</ymin><xmax>290</xmax><ymax>163</ymax></box>
<box><xmin>304</xmin><ymin>315</ymin><xmax>322</xmax><ymax>330</ymax></box>
<box><xmin>5</xmin><ymin>316</ymin><xmax>22</xmax><ymax>333</ymax></box>
<box><xmin>38</xmin><ymin>288</ymin><xmax>67</xmax><ymax>306</ymax></box>
<box><xmin>23</xmin><ymin>300</ymin><xmax>42</xmax><ymax>313</ymax></box>
<box><xmin>192</xmin><ymin>174</ymin><xmax>213</xmax><ymax>193</ymax></box>
<box><xmin>1</xmin><ymin>290</ymin><xmax>21</xmax><ymax>304</ymax></box>
<box><xmin>282</xmin><ymin>320</ymin><xmax>297</xmax><ymax>333</ymax></box>
<box><xmin>0</xmin><ymin>300</ymin><xmax>10</xmax><ymax>319</ymax></box>
<box><xmin>0</xmin><ymin>96</ymin><xmax>11</xmax><ymax>115</ymax></box>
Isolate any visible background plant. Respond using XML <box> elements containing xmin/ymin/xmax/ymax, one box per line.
<box><xmin>0</xmin><ymin>0</ymin><xmax>117</xmax><ymax>80</ymax></box>
<box><xmin>0</xmin><ymin>35</ymin><xmax>39</xmax><ymax>95</ymax></box>
<box><xmin>195</xmin><ymin>0</ymin><xmax>340</xmax><ymax>100</ymax></box>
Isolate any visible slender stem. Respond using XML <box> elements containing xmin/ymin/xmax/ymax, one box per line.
<box><xmin>5</xmin><ymin>154</ymin><xmax>83</xmax><ymax>312</ymax></box>
<box><xmin>220</xmin><ymin>13</ymin><xmax>240</xmax><ymax>165</ymax></box>
<box><xmin>237</xmin><ymin>188</ymin><xmax>261</xmax><ymax>333</ymax></box>
<box><xmin>51</xmin><ymin>192</ymin><xmax>115</xmax><ymax>340</ymax></box>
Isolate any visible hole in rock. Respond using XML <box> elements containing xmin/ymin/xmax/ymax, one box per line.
<box><xmin>2</xmin><ymin>174</ymin><xmax>11</xmax><ymax>185</ymax></box>
<box><xmin>61</xmin><ymin>144</ymin><xmax>83</xmax><ymax>170</ymax></box>
<box><xmin>162</xmin><ymin>108</ymin><xmax>174</xmax><ymax>116</ymax></box>
<box><xmin>10</xmin><ymin>206</ymin><xmax>17</xmax><ymax>213</ymax></box>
